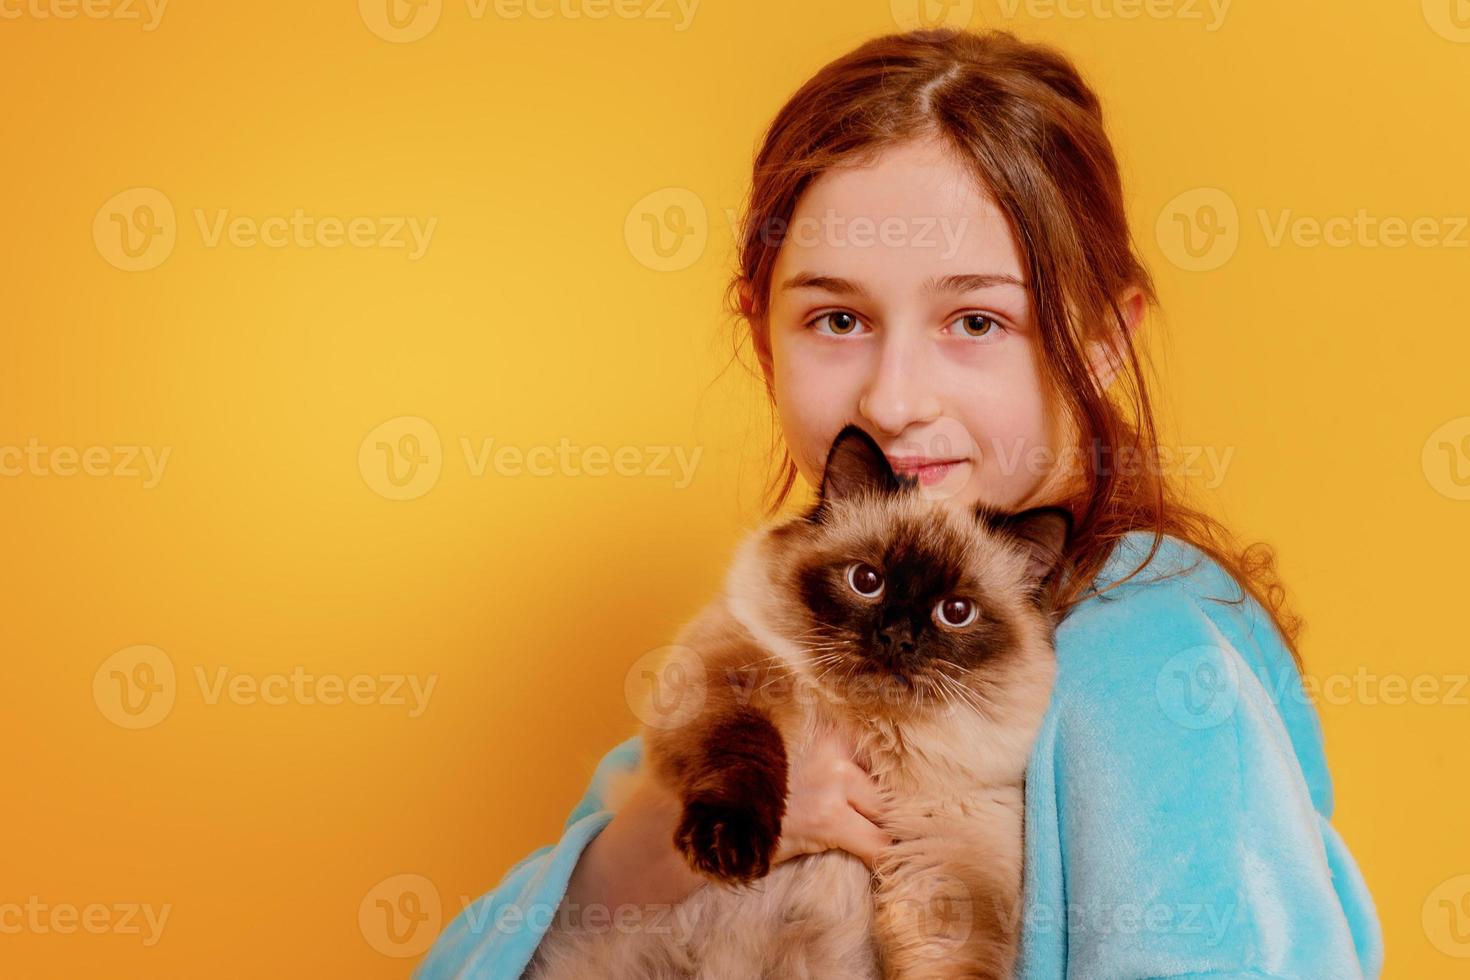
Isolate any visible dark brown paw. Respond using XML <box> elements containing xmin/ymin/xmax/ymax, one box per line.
<box><xmin>674</xmin><ymin>796</ymin><xmax>780</xmax><ymax>885</ymax></box>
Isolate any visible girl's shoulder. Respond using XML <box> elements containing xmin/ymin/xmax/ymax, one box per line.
<box><xmin>1029</xmin><ymin>533</ymin><xmax>1382</xmax><ymax>978</ymax></box>
<box><xmin>1049</xmin><ymin>529</ymin><xmax>1334</xmax><ymax>816</ymax></box>
<box><xmin>1056</xmin><ymin>529</ymin><xmax>1298</xmax><ymax>682</ymax></box>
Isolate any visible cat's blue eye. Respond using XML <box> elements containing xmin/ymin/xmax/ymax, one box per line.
<box><xmin>934</xmin><ymin>597</ymin><xmax>978</xmax><ymax>629</ymax></box>
<box><xmin>846</xmin><ymin>562</ymin><xmax>883</xmax><ymax>598</ymax></box>
<box><xmin>809</xmin><ymin>311</ymin><xmax>868</xmax><ymax>336</ymax></box>
<box><xmin>945</xmin><ymin>313</ymin><xmax>1004</xmax><ymax>341</ymax></box>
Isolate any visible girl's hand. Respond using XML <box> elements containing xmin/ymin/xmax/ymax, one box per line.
<box><xmin>561</xmin><ymin>728</ymin><xmax>893</xmax><ymax>920</ymax></box>
<box><xmin>771</xmin><ymin>727</ymin><xmax>895</xmax><ymax>870</ymax></box>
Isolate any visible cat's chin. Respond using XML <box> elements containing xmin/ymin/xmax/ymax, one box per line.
<box><xmin>822</xmin><ymin>663</ymin><xmax>938</xmax><ymax>708</ymax></box>
<box><xmin>871</xmin><ymin>669</ymin><xmax>915</xmax><ymax>691</ymax></box>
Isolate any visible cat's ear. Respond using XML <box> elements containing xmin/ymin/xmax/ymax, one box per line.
<box><xmin>807</xmin><ymin>424</ymin><xmax>914</xmax><ymax>522</ymax></box>
<box><xmin>978</xmin><ymin>504</ymin><xmax>1073</xmax><ymax>598</ymax></box>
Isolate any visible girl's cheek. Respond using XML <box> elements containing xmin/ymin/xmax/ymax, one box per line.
<box><xmin>771</xmin><ymin>382</ymin><xmax>840</xmax><ymax>486</ymax></box>
<box><xmin>964</xmin><ymin>393</ymin><xmax>1058</xmax><ymax>506</ymax></box>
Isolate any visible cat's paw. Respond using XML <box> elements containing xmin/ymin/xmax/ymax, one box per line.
<box><xmin>674</xmin><ymin>795</ymin><xmax>780</xmax><ymax>885</ymax></box>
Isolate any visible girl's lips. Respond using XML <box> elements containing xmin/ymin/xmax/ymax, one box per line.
<box><xmin>890</xmin><ymin>459</ymin><xmax>968</xmax><ymax>487</ymax></box>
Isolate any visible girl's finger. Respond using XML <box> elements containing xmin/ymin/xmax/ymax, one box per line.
<box><xmin>843</xmin><ymin>764</ymin><xmax>891</xmax><ymax>824</ymax></box>
<box><xmin>833</xmin><ymin>806</ymin><xmax>896</xmax><ymax>871</ymax></box>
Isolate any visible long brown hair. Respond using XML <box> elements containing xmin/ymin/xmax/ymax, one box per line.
<box><xmin>721</xmin><ymin>27</ymin><xmax>1304</xmax><ymax>670</ymax></box>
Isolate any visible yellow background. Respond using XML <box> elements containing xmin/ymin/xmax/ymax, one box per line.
<box><xmin>1</xmin><ymin>1</ymin><xmax>1466</xmax><ymax>976</ymax></box>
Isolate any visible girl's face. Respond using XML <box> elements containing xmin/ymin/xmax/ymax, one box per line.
<box><xmin>763</xmin><ymin>135</ymin><xmax>1075</xmax><ymax>513</ymax></box>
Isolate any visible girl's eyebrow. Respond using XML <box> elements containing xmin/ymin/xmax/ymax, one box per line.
<box><xmin>780</xmin><ymin>272</ymin><xmax>1027</xmax><ymax>297</ymax></box>
<box><xmin>780</xmin><ymin>272</ymin><xmax>873</xmax><ymax>297</ymax></box>
<box><xmin>930</xmin><ymin>272</ymin><xmax>1028</xmax><ymax>293</ymax></box>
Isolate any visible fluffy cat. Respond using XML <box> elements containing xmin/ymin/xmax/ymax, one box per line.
<box><xmin>526</xmin><ymin>424</ymin><xmax>1069</xmax><ymax>979</ymax></box>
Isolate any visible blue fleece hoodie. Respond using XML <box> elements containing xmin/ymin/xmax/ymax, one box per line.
<box><xmin>415</xmin><ymin>530</ymin><xmax>1383</xmax><ymax>979</ymax></box>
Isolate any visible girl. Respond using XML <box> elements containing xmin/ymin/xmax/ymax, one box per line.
<box><xmin>416</xmin><ymin>28</ymin><xmax>1382</xmax><ymax>978</ymax></box>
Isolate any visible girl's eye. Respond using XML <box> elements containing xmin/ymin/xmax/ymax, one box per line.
<box><xmin>811</xmin><ymin>311</ymin><xmax>867</xmax><ymax>336</ymax></box>
<box><xmin>933</xmin><ymin>597</ymin><xmax>978</xmax><ymax>629</ymax></box>
<box><xmin>947</xmin><ymin>313</ymin><xmax>1002</xmax><ymax>340</ymax></box>
<box><xmin>846</xmin><ymin>562</ymin><xmax>883</xmax><ymax>598</ymax></box>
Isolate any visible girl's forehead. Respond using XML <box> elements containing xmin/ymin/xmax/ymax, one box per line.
<box><xmin>772</xmin><ymin>137</ymin><xmax>1027</xmax><ymax>288</ymax></box>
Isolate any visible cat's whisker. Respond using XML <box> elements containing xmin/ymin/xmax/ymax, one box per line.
<box><xmin>815</xmin><ymin>657</ymin><xmax>857</xmax><ymax>687</ymax></box>
<box><xmin>742</xmin><ymin>652</ymin><xmax>797</xmax><ymax>667</ymax></box>
<box><xmin>939</xmin><ymin>681</ymin><xmax>960</xmax><ymax>714</ymax></box>
<box><xmin>934</xmin><ymin>672</ymin><xmax>991</xmax><ymax>717</ymax></box>
<box><xmin>940</xmin><ymin>680</ymin><xmax>972</xmax><ymax>715</ymax></box>
<box><xmin>798</xmin><ymin>643</ymin><xmax>845</xmax><ymax>654</ymax></box>
<box><xmin>929</xmin><ymin>660</ymin><xmax>1000</xmax><ymax>712</ymax></box>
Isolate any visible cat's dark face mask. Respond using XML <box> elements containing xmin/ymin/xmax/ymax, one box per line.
<box><xmin>793</xmin><ymin>424</ymin><xmax>1071</xmax><ymax>693</ymax></box>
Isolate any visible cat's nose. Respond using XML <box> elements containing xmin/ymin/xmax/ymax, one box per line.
<box><xmin>876</xmin><ymin>624</ymin><xmax>917</xmax><ymax>658</ymax></box>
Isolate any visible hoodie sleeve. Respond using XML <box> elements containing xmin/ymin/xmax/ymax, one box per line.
<box><xmin>412</xmin><ymin>734</ymin><xmax>645</xmax><ymax>980</ymax></box>
<box><xmin>1017</xmin><ymin>561</ymin><xmax>1383</xmax><ymax>980</ymax></box>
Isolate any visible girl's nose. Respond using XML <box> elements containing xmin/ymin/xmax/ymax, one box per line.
<box><xmin>858</xmin><ymin>330</ymin><xmax>942</xmax><ymax>436</ymax></box>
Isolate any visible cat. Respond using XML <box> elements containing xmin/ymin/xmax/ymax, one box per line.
<box><xmin>525</xmin><ymin>423</ymin><xmax>1069</xmax><ymax>979</ymax></box>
